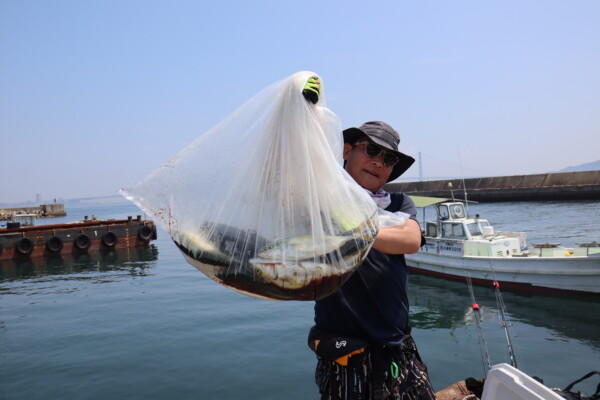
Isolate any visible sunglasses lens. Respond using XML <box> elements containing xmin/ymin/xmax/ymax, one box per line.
<box><xmin>364</xmin><ymin>143</ymin><xmax>382</xmax><ymax>158</ymax></box>
<box><xmin>383</xmin><ymin>153</ymin><xmax>399</xmax><ymax>167</ymax></box>
<box><xmin>363</xmin><ymin>142</ymin><xmax>399</xmax><ymax>167</ymax></box>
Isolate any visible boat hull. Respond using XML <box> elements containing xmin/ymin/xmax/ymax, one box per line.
<box><xmin>405</xmin><ymin>251</ymin><xmax>600</xmax><ymax>295</ymax></box>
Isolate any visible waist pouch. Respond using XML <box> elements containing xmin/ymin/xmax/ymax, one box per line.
<box><xmin>309</xmin><ymin>326</ymin><xmax>429</xmax><ymax>400</ymax></box>
<box><xmin>307</xmin><ymin>326</ymin><xmax>415</xmax><ymax>366</ymax></box>
<box><xmin>308</xmin><ymin>326</ymin><xmax>371</xmax><ymax>366</ymax></box>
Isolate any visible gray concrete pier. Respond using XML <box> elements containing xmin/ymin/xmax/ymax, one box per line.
<box><xmin>0</xmin><ymin>204</ymin><xmax>67</xmax><ymax>220</ymax></box>
<box><xmin>384</xmin><ymin>170</ymin><xmax>600</xmax><ymax>202</ymax></box>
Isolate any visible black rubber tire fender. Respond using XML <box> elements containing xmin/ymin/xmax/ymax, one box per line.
<box><xmin>74</xmin><ymin>234</ymin><xmax>91</xmax><ymax>250</ymax></box>
<box><xmin>101</xmin><ymin>231</ymin><xmax>117</xmax><ymax>247</ymax></box>
<box><xmin>46</xmin><ymin>236</ymin><xmax>63</xmax><ymax>253</ymax></box>
<box><xmin>138</xmin><ymin>225</ymin><xmax>153</xmax><ymax>241</ymax></box>
<box><xmin>16</xmin><ymin>237</ymin><xmax>34</xmax><ymax>255</ymax></box>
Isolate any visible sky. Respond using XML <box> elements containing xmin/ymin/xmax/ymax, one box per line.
<box><xmin>1</xmin><ymin>0</ymin><xmax>599</xmax><ymax>204</ymax></box>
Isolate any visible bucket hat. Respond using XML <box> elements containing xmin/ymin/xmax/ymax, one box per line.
<box><xmin>343</xmin><ymin>121</ymin><xmax>415</xmax><ymax>182</ymax></box>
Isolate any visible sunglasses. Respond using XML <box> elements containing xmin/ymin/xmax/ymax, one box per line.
<box><xmin>353</xmin><ymin>141</ymin><xmax>400</xmax><ymax>167</ymax></box>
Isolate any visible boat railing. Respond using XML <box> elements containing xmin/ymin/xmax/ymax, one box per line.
<box><xmin>575</xmin><ymin>242</ymin><xmax>600</xmax><ymax>256</ymax></box>
<box><xmin>577</xmin><ymin>241</ymin><xmax>600</xmax><ymax>248</ymax></box>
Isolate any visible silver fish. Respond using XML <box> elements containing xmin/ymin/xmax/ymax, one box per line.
<box><xmin>250</xmin><ymin>259</ymin><xmax>335</xmax><ymax>289</ymax></box>
<box><xmin>177</xmin><ymin>231</ymin><xmax>230</xmax><ymax>265</ymax></box>
<box><xmin>173</xmin><ymin>211</ymin><xmax>376</xmax><ymax>300</ymax></box>
<box><xmin>258</xmin><ymin>235</ymin><xmax>357</xmax><ymax>260</ymax></box>
<box><xmin>250</xmin><ymin>236</ymin><xmax>372</xmax><ymax>291</ymax></box>
<box><xmin>176</xmin><ymin>224</ymin><xmax>266</xmax><ymax>266</ymax></box>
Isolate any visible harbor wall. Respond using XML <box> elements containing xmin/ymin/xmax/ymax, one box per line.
<box><xmin>0</xmin><ymin>204</ymin><xmax>67</xmax><ymax>220</ymax></box>
<box><xmin>384</xmin><ymin>170</ymin><xmax>600</xmax><ymax>202</ymax></box>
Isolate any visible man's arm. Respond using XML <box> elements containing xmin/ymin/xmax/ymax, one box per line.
<box><xmin>371</xmin><ymin>218</ymin><xmax>422</xmax><ymax>254</ymax></box>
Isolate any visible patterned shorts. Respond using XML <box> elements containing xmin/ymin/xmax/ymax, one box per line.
<box><xmin>314</xmin><ymin>335</ymin><xmax>436</xmax><ymax>400</ymax></box>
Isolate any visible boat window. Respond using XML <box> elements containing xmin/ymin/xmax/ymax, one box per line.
<box><xmin>439</xmin><ymin>205</ymin><xmax>449</xmax><ymax>220</ymax></box>
<box><xmin>466</xmin><ymin>222</ymin><xmax>482</xmax><ymax>236</ymax></box>
<box><xmin>426</xmin><ymin>222</ymin><xmax>438</xmax><ymax>237</ymax></box>
<box><xmin>442</xmin><ymin>222</ymin><xmax>466</xmax><ymax>239</ymax></box>
<box><xmin>450</xmin><ymin>205</ymin><xmax>465</xmax><ymax>219</ymax></box>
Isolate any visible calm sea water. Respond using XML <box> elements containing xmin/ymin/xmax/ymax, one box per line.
<box><xmin>1</xmin><ymin>199</ymin><xmax>599</xmax><ymax>399</ymax></box>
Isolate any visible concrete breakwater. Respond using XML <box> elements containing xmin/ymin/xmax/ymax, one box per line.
<box><xmin>0</xmin><ymin>204</ymin><xmax>67</xmax><ymax>221</ymax></box>
<box><xmin>384</xmin><ymin>170</ymin><xmax>600</xmax><ymax>202</ymax></box>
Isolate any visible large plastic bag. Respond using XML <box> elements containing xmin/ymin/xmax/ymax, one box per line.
<box><xmin>120</xmin><ymin>71</ymin><xmax>381</xmax><ymax>300</ymax></box>
<box><xmin>378</xmin><ymin>209</ymin><xmax>411</xmax><ymax>227</ymax></box>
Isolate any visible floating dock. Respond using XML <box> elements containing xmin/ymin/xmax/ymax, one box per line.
<box><xmin>0</xmin><ymin>216</ymin><xmax>157</xmax><ymax>262</ymax></box>
<box><xmin>384</xmin><ymin>170</ymin><xmax>600</xmax><ymax>202</ymax></box>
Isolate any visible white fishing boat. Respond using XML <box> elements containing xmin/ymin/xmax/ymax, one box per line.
<box><xmin>405</xmin><ymin>197</ymin><xmax>600</xmax><ymax>295</ymax></box>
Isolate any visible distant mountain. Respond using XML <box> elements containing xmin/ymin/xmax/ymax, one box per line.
<box><xmin>557</xmin><ymin>160</ymin><xmax>600</xmax><ymax>173</ymax></box>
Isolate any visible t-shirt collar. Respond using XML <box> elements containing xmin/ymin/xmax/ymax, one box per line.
<box><xmin>363</xmin><ymin>188</ymin><xmax>391</xmax><ymax>209</ymax></box>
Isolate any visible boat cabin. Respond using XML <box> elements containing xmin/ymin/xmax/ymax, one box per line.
<box><xmin>11</xmin><ymin>213</ymin><xmax>37</xmax><ymax>228</ymax></box>
<box><xmin>416</xmin><ymin>199</ymin><xmax>525</xmax><ymax>258</ymax></box>
<box><xmin>425</xmin><ymin>202</ymin><xmax>492</xmax><ymax>241</ymax></box>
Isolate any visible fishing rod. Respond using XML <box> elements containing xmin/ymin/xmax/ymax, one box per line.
<box><xmin>457</xmin><ymin>146</ymin><xmax>470</xmax><ymax>216</ymax></box>
<box><xmin>492</xmin><ymin>280</ymin><xmax>518</xmax><ymax>369</ymax></box>
<box><xmin>466</xmin><ymin>272</ymin><xmax>492</xmax><ymax>374</ymax></box>
<box><xmin>465</xmin><ymin>272</ymin><xmax>519</xmax><ymax>371</ymax></box>
<box><xmin>453</xmin><ymin>165</ymin><xmax>518</xmax><ymax>370</ymax></box>
<box><xmin>484</xmin><ymin>254</ymin><xmax>519</xmax><ymax>369</ymax></box>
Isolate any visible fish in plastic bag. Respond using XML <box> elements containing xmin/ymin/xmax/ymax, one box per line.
<box><xmin>120</xmin><ymin>71</ymin><xmax>380</xmax><ymax>300</ymax></box>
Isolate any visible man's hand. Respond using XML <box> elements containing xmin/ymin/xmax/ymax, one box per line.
<box><xmin>302</xmin><ymin>76</ymin><xmax>321</xmax><ymax>104</ymax></box>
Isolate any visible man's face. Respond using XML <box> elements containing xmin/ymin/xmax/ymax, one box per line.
<box><xmin>343</xmin><ymin>138</ymin><xmax>394</xmax><ymax>192</ymax></box>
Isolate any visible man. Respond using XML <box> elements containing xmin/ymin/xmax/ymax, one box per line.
<box><xmin>308</xmin><ymin>121</ymin><xmax>436</xmax><ymax>400</ymax></box>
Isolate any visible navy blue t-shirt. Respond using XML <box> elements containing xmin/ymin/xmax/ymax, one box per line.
<box><xmin>313</xmin><ymin>193</ymin><xmax>419</xmax><ymax>346</ymax></box>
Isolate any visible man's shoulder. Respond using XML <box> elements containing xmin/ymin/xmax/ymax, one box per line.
<box><xmin>392</xmin><ymin>192</ymin><xmax>415</xmax><ymax>204</ymax></box>
<box><xmin>387</xmin><ymin>192</ymin><xmax>417</xmax><ymax>218</ymax></box>
<box><xmin>388</xmin><ymin>192</ymin><xmax>410</xmax><ymax>205</ymax></box>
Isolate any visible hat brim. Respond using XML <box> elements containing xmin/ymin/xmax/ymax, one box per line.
<box><xmin>343</xmin><ymin>128</ymin><xmax>415</xmax><ymax>182</ymax></box>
